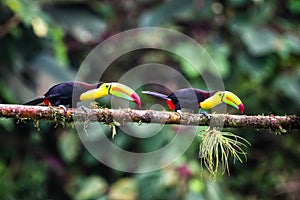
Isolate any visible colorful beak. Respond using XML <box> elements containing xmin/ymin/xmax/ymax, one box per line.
<box><xmin>109</xmin><ymin>82</ymin><xmax>141</xmax><ymax>107</ymax></box>
<box><xmin>80</xmin><ymin>82</ymin><xmax>141</xmax><ymax>107</ymax></box>
<box><xmin>222</xmin><ymin>91</ymin><xmax>244</xmax><ymax>114</ymax></box>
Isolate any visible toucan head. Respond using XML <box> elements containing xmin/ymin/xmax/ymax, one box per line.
<box><xmin>80</xmin><ymin>82</ymin><xmax>141</xmax><ymax>107</ymax></box>
<box><xmin>200</xmin><ymin>91</ymin><xmax>244</xmax><ymax>114</ymax></box>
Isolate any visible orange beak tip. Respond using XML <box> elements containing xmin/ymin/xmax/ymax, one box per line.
<box><xmin>239</xmin><ymin>103</ymin><xmax>244</xmax><ymax>114</ymax></box>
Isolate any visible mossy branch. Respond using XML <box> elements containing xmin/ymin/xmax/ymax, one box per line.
<box><xmin>0</xmin><ymin>104</ymin><xmax>299</xmax><ymax>130</ymax></box>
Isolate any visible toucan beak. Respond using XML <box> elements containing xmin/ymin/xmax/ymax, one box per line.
<box><xmin>238</xmin><ymin>103</ymin><xmax>244</xmax><ymax>114</ymax></box>
<box><xmin>222</xmin><ymin>91</ymin><xmax>244</xmax><ymax>114</ymax></box>
<box><xmin>80</xmin><ymin>82</ymin><xmax>141</xmax><ymax>107</ymax></box>
<box><xmin>110</xmin><ymin>83</ymin><xmax>141</xmax><ymax>107</ymax></box>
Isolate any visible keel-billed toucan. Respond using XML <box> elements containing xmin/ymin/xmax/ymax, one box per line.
<box><xmin>24</xmin><ymin>81</ymin><xmax>141</xmax><ymax>107</ymax></box>
<box><xmin>142</xmin><ymin>88</ymin><xmax>244</xmax><ymax>114</ymax></box>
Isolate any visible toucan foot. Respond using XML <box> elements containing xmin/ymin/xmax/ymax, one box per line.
<box><xmin>58</xmin><ymin>105</ymin><xmax>67</xmax><ymax>114</ymax></box>
<box><xmin>200</xmin><ymin>111</ymin><xmax>210</xmax><ymax>119</ymax></box>
<box><xmin>79</xmin><ymin>105</ymin><xmax>92</xmax><ymax>115</ymax></box>
<box><xmin>79</xmin><ymin>105</ymin><xmax>98</xmax><ymax>122</ymax></box>
<box><xmin>176</xmin><ymin>110</ymin><xmax>183</xmax><ymax>118</ymax></box>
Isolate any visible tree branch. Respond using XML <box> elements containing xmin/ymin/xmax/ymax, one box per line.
<box><xmin>0</xmin><ymin>104</ymin><xmax>299</xmax><ymax>131</ymax></box>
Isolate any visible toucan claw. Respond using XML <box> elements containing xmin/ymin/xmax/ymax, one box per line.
<box><xmin>58</xmin><ymin>105</ymin><xmax>67</xmax><ymax>114</ymax></box>
<box><xmin>79</xmin><ymin>105</ymin><xmax>92</xmax><ymax>115</ymax></box>
<box><xmin>200</xmin><ymin>111</ymin><xmax>210</xmax><ymax>119</ymax></box>
<box><xmin>79</xmin><ymin>105</ymin><xmax>98</xmax><ymax>122</ymax></box>
<box><xmin>176</xmin><ymin>110</ymin><xmax>183</xmax><ymax>118</ymax></box>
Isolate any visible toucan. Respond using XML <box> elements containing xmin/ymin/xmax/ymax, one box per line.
<box><xmin>24</xmin><ymin>81</ymin><xmax>141</xmax><ymax>108</ymax></box>
<box><xmin>142</xmin><ymin>88</ymin><xmax>244</xmax><ymax>114</ymax></box>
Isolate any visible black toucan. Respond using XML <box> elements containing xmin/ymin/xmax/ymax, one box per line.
<box><xmin>24</xmin><ymin>81</ymin><xmax>141</xmax><ymax>107</ymax></box>
<box><xmin>142</xmin><ymin>88</ymin><xmax>244</xmax><ymax>114</ymax></box>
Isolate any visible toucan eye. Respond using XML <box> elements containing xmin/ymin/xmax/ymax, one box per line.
<box><xmin>106</xmin><ymin>85</ymin><xmax>109</xmax><ymax>88</ymax></box>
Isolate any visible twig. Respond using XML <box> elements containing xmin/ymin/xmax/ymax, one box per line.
<box><xmin>0</xmin><ymin>15</ymin><xmax>21</xmax><ymax>39</ymax></box>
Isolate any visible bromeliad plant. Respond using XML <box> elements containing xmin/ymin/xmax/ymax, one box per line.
<box><xmin>199</xmin><ymin>128</ymin><xmax>250</xmax><ymax>176</ymax></box>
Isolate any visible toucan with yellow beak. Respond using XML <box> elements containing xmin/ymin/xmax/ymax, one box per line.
<box><xmin>24</xmin><ymin>81</ymin><xmax>141</xmax><ymax>107</ymax></box>
<box><xmin>142</xmin><ymin>88</ymin><xmax>244</xmax><ymax>114</ymax></box>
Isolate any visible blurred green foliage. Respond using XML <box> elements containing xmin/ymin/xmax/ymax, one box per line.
<box><xmin>0</xmin><ymin>0</ymin><xmax>300</xmax><ymax>199</ymax></box>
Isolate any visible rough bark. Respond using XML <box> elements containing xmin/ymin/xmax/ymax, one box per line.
<box><xmin>0</xmin><ymin>104</ymin><xmax>299</xmax><ymax>131</ymax></box>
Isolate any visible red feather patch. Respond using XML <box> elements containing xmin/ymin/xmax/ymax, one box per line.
<box><xmin>166</xmin><ymin>99</ymin><xmax>176</xmax><ymax>110</ymax></box>
<box><xmin>43</xmin><ymin>99</ymin><xmax>51</xmax><ymax>106</ymax></box>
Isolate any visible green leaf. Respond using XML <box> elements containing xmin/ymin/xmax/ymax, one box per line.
<box><xmin>173</xmin><ymin>43</ymin><xmax>208</xmax><ymax>78</ymax></box>
<box><xmin>58</xmin><ymin>130</ymin><xmax>81</xmax><ymax>163</ymax></box>
<box><xmin>74</xmin><ymin>176</ymin><xmax>108</xmax><ymax>200</ymax></box>
<box><xmin>49</xmin><ymin>26</ymin><xmax>69</xmax><ymax>66</ymax></box>
<box><xmin>15</xmin><ymin>158</ymin><xmax>48</xmax><ymax>199</ymax></box>
<box><xmin>4</xmin><ymin>0</ymin><xmax>42</xmax><ymax>25</ymax></box>
<box><xmin>30</xmin><ymin>53</ymin><xmax>74</xmax><ymax>81</ymax></box>
<box><xmin>205</xmin><ymin>43</ymin><xmax>230</xmax><ymax>78</ymax></box>
<box><xmin>174</xmin><ymin>41</ymin><xmax>230</xmax><ymax>78</ymax></box>
<box><xmin>288</xmin><ymin>0</ymin><xmax>300</xmax><ymax>13</ymax></box>
<box><xmin>282</xmin><ymin>34</ymin><xmax>300</xmax><ymax>55</ymax></box>
<box><xmin>47</xmin><ymin>7</ymin><xmax>106</xmax><ymax>43</ymax></box>
<box><xmin>0</xmin><ymin>119</ymin><xmax>14</xmax><ymax>132</ymax></box>
<box><xmin>241</xmin><ymin>27</ymin><xmax>278</xmax><ymax>56</ymax></box>
<box><xmin>188</xmin><ymin>178</ymin><xmax>205</xmax><ymax>193</ymax></box>
<box><xmin>236</xmin><ymin>52</ymin><xmax>275</xmax><ymax>82</ymax></box>
<box><xmin>109</xmin><ymin>178</ymin><xmax>137</xmax><ymax>200</ymax></box>
<box><xmin>273</xmin><ymin>67</ymin><xmax>300</xmax><ymax>106</ymax></box>
<box><xmin>205</xmin><ymin>181</ymin><xmax>223</xmax><ymax>200</ymax></box>
<box><xmin>177</xmin><ymin>56</ymin><xmax>201</xmax><ymax>79</ymax></box>
<box><xmin>250</xmin><ymin>1</ymin><xmax>276</xmax><ymax>25</ymax></box>
<box><xmin>139</xmin><ymin>0</ymin><xmax>194</xmax><ymax>27</ymax></box>
<box><xmin>137</xmin><ymin>172</ymin><xmax>164</xmax><ymax>200</ymax></box>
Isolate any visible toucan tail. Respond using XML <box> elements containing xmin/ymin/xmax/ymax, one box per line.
<box><xmin>24</xmin><ymin>97</ymin><xmax>45</xmax><ymax>105</ymax></box>
<box><xmin>142</xmin><ymin>91</ymin><xmax>170</xmax><ymax>100</ymax></box>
